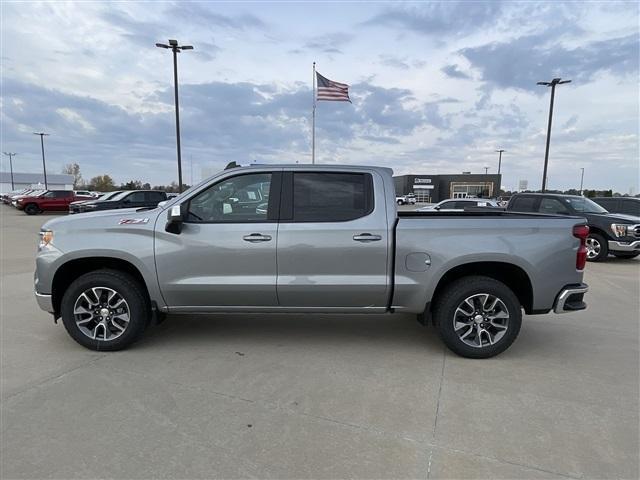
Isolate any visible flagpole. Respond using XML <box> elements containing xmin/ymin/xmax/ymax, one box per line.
<box><xmin>312</xmin><ymin>61</ymin><xmax>316</xmax><ymax>164</ymax></box>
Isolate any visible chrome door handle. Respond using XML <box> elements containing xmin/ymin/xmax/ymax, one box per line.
<box><xmin>353</xmin><ymin>233</ymin><xmax>382</xmax><ymax>242</ymax></box>
<box><xmin>243</xmin><ymin>233</ymin><xmax>272</xmax><ymax>242</ymax></box>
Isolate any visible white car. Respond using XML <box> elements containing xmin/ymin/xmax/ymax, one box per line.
<box><xmin>417</xmin><ymin>198</ymin><xmax>502</xmax><ymax>212</ymax></box>
<box><xmin>396</xmin><ymin>194</ymin><xmax>417</xmax><ymax>205</ymax></box>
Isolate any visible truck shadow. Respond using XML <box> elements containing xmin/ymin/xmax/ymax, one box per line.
<box><xmin>138</xmin><ymin>313</ymin><xmax>441</xmax><ymax>351</ymax></box>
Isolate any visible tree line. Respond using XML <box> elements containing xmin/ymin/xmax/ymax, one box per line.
<box><xmin>62</xmin><ymin>163</ymin><xmax>189</xmax><ymax>193</ymax></box>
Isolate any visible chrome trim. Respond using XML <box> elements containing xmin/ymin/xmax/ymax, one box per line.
<box><xmin>608</xmin><ymin>240</ymin><xmax>640</xmax><ymax>252</ymax></box>
<box><xmin>553</xmin><ymin>284</ymin><xmax>589</xmax><ymax>314</ymax></box>
<box><xmin>35</xmin><ymin>291</ymin><xmax>54</xmax><ymax>313</ymax></box>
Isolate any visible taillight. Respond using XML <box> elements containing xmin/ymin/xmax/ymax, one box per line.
<box><xmin>573</xmin><ymin>225</ymin><xmax>589</xmax><ymax>270</ymax></box>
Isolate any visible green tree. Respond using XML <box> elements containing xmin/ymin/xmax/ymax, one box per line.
<box><xmin>89</xmin><ymin>174</ymin><xmax>116</xmax><ymax>192</ymax></box>
<box><xmin>121</xmin><ymin>180</ymin><xmax>143</xmax><ymax>190</ymax></box>
<box><xmin>62</xmin><ymin>163</ymin><xmax>83</xmax><ymax>189</ymax></box>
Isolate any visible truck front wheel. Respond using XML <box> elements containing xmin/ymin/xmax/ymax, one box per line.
<box><xmin>433</xmin><ymin>276</ymin><xmax>522</xmax><ymax>358</ymax></box>
<box><xmin>60</xmin><ymin>269</ymin><xmax>150</xmax><ymax>351</ymax></box>
<box><xmin>586</xmin><ymin>233</ymin><xmax>608</xmax><ymax>261</ymax></box>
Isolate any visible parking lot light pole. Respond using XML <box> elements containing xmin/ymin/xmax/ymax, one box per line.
<box><xmin>156</xmin><ymin>39</ymin><xmax>193</xmax><ymax>193</ymax></box>
<box><xmin>537</xmin><ymin>78</ymin><xmax>571</xmax><ymax>192</ymax></box>
<box><xmin>33</xmin><ymin>132</ymin><xmax>50</xmax><ymax>189</ymax></box>
<box><xmin>3</xmin><ymin>152</ymin><xmax>17</xmax><ymax>189</ymax></box>
<box><xmin>495</xmin><ymin>149</ymin><xmax>505</xmax><ymax>175</ymax></box>
<box><xmin>580</xmin><ymin>167</ymin><xmax>585</xmax><ymax>195</ymax></box>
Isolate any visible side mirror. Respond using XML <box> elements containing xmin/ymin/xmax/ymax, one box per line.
<box><xmin>157</xmin><ymin>200</ymin><xmax>167</xmax><ymax>208</ymax></box>
<box><xmin>434</xmin><ymin>206</ymin><xmax>441</xmax><ymax>210</ymax></box>
<box><xmin>165</xmin><ymin>204</ymin><xmax>185</xmax><ymax>234</ymax></box>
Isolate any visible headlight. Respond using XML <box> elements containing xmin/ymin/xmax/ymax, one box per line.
<box><xmin>610</xmin><ymin>224</ymin><xmax>628</xmax><ymax>238</ymax></box>
<box><xmin>39</xmin><ymin>230</ymin><xmax>54</xmax><ymax>249</ymax></box>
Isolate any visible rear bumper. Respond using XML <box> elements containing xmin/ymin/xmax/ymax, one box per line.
<box><xmin>35</xmin><ymin>291</ymin><xmax>54</xmax><ymax>313</ymax></box>
<box><xmin>608</xmin><ymin>240</ymin><xmax>640</xmax><ymax>253</ymax></box>
<box><xmin>553</xmin><ymin>283</ymin><xmax>589</xmax><ymax>314</ymax></box>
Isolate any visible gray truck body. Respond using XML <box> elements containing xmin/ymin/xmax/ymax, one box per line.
<box><xmin>35</xmin><ymin>165</ymin><xmax>587</xmax><ymax>321</ymax></box>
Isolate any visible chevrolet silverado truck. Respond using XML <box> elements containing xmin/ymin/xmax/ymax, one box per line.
<box><xmin>34</xmin><ymin>165</ymin><xmax>590</xmax><ymax>358</ymax></box>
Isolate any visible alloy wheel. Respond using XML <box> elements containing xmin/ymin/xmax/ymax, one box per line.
<box><xmin>453</xmin><ymin>293</ymin><xmax>509</xmax><ymax>348</ymax></box>
<box><xmin>586</xmin><ymin>237</ymin><xmax>601</xmax><ymax>260</ymax></box>
<box><xmin>73</xmin><ymin>287</ymin><xmax>130</xmax><ymax>341</ymax></box>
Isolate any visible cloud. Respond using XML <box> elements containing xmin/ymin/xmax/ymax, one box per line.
<box><xmin>163</xmin><ymin>4</ymin><xmax>265</xmax><ymax>30</ymax></box>
<box><xmin>290</xmin><ymin>33</ymin><xmax>354</xmax><ymax>55</ymax></box>
<box><xmin>441</xmin><ymin>64</ymin><xmax>471</xmax><ymax>79</ymax></box>
<box><xmin>364</xmin><ymin>2</ymin><xmax>503</xmax><ymax>35</ymax></box>
<box><xmin>461</xmin><ymin>33</ymin><xmax>639</xmax><ymax>91</ymax></box>
<box><xmin>379</xmin><ymin>55</ymin><xmax>410</xmax><ymax>70</ymax></box>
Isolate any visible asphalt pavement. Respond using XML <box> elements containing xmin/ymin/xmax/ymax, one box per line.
<box><xmin>1</xmin><ymin>205</ymin><xmax>638</xmax><ymax>479</ymax></box>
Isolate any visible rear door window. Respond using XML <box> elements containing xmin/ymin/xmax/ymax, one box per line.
<box><xmin>125</xmin><ymin>192</ymin><xmax>146</xmax><ymax>203</ymax></box>
<box><xmin>510</xmin><ymin>196</ymin><xmax>537</xmax><ymax>212</ymax></box>
<box><xmin>621</xmin><ymin>199</ymin><xmax>640</xmax><ymax>216</ymax></box>
<box><xmin>538</xmin><ymin>198</ymin><xmax>571</xmax><ymax>214</ymax></box>
<box><xmin>290</xmin><ymin>172</ymin><xmax>373</xmax><ymax>222</ymax></box>
<box><xmin>146</xmin><ymin>191</ymin><xmax>166</xmax><ymax>203</ymax></box>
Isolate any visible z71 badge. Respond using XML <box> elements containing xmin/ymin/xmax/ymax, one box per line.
<box><xmin>118</xmin><ymin>218</ymin><xmax>149</xmax><ymax>225</ymax></box>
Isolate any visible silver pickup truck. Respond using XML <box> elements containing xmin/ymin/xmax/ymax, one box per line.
<box><xmin>34</xmin><ymin>165</ymin><xmax>589</xmax><ymax>358</ymax></box>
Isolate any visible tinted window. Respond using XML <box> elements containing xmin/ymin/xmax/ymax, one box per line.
<box><xmin>438</xmin><ymin>201</ymin><xmax>457</xmax><ymax>209</ymax></box>
<box><xmin>539</xmin><ymin>198</ymin><xmax>571</xmax><ymax>214</ymax></box>
<box><xmin>146</xmin><ymin>191</ymin><xmax>166</xmax><ymax>203</ymax></box>
<box><xmin>292</xmin><ymin>173</ymin><xmax>372</xmax><ymax>222</ymax></box>
<box><xmin>124</xmin><ymin>192</ymin><xmax>146</xmax><ymax>203</ymax></box>
<box><xmin>187</xmin><ymin>173</ymin><xmax>272</xmax><ymax>223</ymax></box>
<box><xmin>594</xmin><ymin>198</ymin><xmax>616</xmax><ymax>210</ymax></box>
<box><xmin>510</xmin><ymin>196</ymin><xmax>537</xmax><ymax>212</ymax></box>
<box><xmin>566</xmin><ymin>197</ymin><xmax>608</xmax><ymax>214</ymax></box>
<box><xmin>620</xmin><ymin>199</ymin><xmax>640</xmax><ymax>216</ymax></box>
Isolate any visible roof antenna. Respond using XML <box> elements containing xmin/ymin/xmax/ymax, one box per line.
<box><xmin>225</xmin><ymin>161</ymin><xmax>239</xmax><ymax>170</ymax></box>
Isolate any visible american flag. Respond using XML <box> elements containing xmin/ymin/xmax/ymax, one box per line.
<box><xmin>316</xmin><ymin>72</ymin><xmax>351</xmax><ymax>102</ymax></box>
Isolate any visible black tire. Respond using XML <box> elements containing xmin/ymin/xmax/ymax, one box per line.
<box><xmin>397</xmin><ymin>200</ymin><xmax>404</xmax><ymax>205</ymax></box>
<box><xmin>586</xmin><ymin>233</ymin><xmax>608</xmax><ymax>262</ymax></box>
<box><xmin>24</xmin><ymin>203</ymin><xmax>40</xmax><ymax>215</ymax></box>
<box><xmin>433</xmin><ymin>276</ymin><xmax>522</xmax><ymax>359</ymax></box>
<box><xmin>60</xmin><ymin>269</ymin><xmax>150</xmax><ymax>351</ymax></box>
<box><xmin>613</xmin><ymin>252</ymin><xmax>639</xmax><ymax>259</ymax></box>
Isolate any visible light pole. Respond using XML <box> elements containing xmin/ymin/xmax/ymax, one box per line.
<box><xmin>579</xmin><ymin>167</ymin><xmax>585</xmax><ymax>195</ymax></box>
<box><xmin>156</xmin><ymin>39</ymin><xmax>193</xmax><ymax>193</ymax></box>
<box><xmin>484</xmin><ymin>166</ymin><xmax>489</xmax><ymax>175</ymax></box>
<box><xmin>3</xmin><ymin>152</ymin><xmax>17</xmax><ymax>190</ymax></box>
<box><xmin>495</xmin><ymin>149</ymin><xmax>505</xmax><ymax>175</ymax></box>
<box><xmin>33</xmin><ymin>132</ymin><xmax>50</xmax><ymax>189</ymax></box>
<box><xmin>537</xmin><ymin>78</ymin><xmax>571</xmax><ymax>192</ymax></box>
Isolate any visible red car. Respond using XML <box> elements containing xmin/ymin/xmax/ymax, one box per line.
<box><xmin>16</xmin><ymin>190</ymin><xmax>93</xmax><ymax>215</ymax></box>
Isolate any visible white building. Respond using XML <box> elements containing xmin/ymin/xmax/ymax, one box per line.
<box><xmin>0</xmin><ymin>172</ymin><xmax>74</xmax><ymax>193</ymax></box>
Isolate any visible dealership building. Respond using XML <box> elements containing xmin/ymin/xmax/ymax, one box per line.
<box><xmin>394</xmin><ymin>173</ymin><xmax>502</xmax><ymax>203</ymax></box>
<box><xmin>0</xmin><ymin>172</ymin><xmax>74</xmax><ymax>193</ymax></box>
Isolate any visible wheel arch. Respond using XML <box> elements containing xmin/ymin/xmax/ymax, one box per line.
<box><xmin>51</xmin><ymin>257</ymin><xmax>151</xmax><ymax>316</ymax></box>
<box><xmin>430</xmin><ymin>261</ymin><xmax>534</xmax><ymax>315</ymax></box>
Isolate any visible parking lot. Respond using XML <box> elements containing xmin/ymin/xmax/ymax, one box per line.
<box><xmin>1</xmin><ymin>205</ymin><xmax>638</xmax><ymax>479</ymax></box>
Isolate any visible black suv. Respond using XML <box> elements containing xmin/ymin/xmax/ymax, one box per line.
<box><xmin>592</xmin><ymin>197</ymin><xmax>640</xmax><ymax>217</ymax></box>
<box><xmin>507</xmin><ymin>193</ymin><xmax>640</xmax><ymax>261</ymax></box>
<box><xmin>71</xmin><ymin>190</ymin><xmax>167</xmax><ymax>214</ymax></box>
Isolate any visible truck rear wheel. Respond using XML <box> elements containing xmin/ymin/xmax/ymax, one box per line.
<box><xmin>433</xmin><ymin>276</ymin><xmax>522</xmax><ymax>358</ymax></box>
<box><xmin>24</xmin><ymin>203</ymin><xmax>40</xmax><ymax>215</ymax></box>
<box><xmin>60</xmin><ymin>269</ymin><xmax>150</xmax><ymax>351</ymax></box>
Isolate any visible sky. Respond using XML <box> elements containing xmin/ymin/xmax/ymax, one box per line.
<box><xmin>1</xmin><ymin>1</ymin><xmax>638</xmax><ymax>192</ymax></box>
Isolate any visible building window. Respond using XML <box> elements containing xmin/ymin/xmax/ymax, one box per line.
<box><xmin>450</xmin><ymin>182</ymin><xmax>493</xmax><ymax>199</ymax></box>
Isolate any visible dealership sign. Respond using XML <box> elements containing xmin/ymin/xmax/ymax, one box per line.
<box><xmin>414</xmin><ymin>178</ymin><xmax>432</xmax><ymax>184</ymax></box>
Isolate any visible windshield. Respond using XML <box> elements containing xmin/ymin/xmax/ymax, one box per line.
<box><xmin>108</xmin><ymin>191</ymin><xmax>133</xmax><ymax>201</ymax></box>
<box><xmin>566</xmin><ymin>197</ymin><xmax>608</xmax><ymax>214</ymax></box>
<box><xmin>97</xmin><ymin>191</ymin><xmax>122</xmax><ymax>201</ymax></box>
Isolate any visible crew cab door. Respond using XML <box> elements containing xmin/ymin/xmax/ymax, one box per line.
<box><xmin>155</xmin><ymin>171</ymin><xmax>280</xmax><ymax>309</ymax></box>
<box><xmin>40</xmin><ymin>191</ymin><xmax>72</xmax><ymax>210</ymax></box>
<box><xmin>276</xmin><ymin>171</ymin><xmax>390</xmax><ymax>309</ymax></box>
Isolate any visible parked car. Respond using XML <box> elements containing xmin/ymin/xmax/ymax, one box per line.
<box><xmin>396</xmin><ymin>193</ymin><xmax>417</xmax><ymax>205</ymax></box>
<box><xmin>35</xmin><ymin>164</ymin><xmax>589</xmax><ymax>358</ymax></box>
<box><xmin>16</xmin><ymin>190</ymin><xmax>93</xmax><ymax>214</ymax></box>
<box><xmin>507</xmin><ymin>193</ymin><xmax>640</xmax><ymax>261</ymax></box>
<box><xmin>7</xmin><ymin>189</ymin><xmax>45</xmax><ymax>206</ymax></box>
<box><xmin>74</xmin><ymin>190</ymin><xmax>98</xmax><ymax>198</ymax></box>
<box><xmin>71</xmin><ymin>190</ymin><xmax>167</xmax><ymax>213</ymax></box>
<box><xmin>418</xmin><ymin>198</ymin><xmax>502</xmax><ymax>212</ymax></box>
<box><xmin>69</xmin><ymin>191</ymin><xmax>123</xmax><ymax>214</ymax></box>
<box><xmin>592</xmin><ymin>197</ymin><xmax>640</xmax><ymax>217</ymax></box>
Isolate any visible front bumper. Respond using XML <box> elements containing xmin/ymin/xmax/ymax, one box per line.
<box><xmin>553</xmin><ymin>283</ymin><xmax>589</xmax><ymax>314</ymax></box>
<box><xmin>608</xmin><ymin>240</ymin><xmax>640</xmax><ymax>253</ymax></box>
<box><xmin>35</xmin><ymin>291</ymin><xmax>54</xmax><ymax>313</ymax></box>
